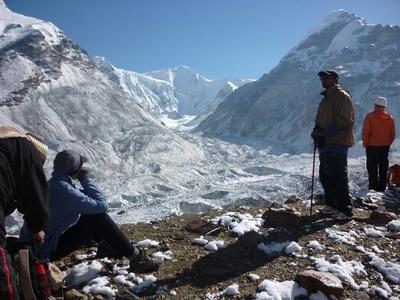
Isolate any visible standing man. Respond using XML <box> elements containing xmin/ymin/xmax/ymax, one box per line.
<box><xmin>311</xmin><ymin>70</ymin><xmax>355</xmax><ymax>220</ymax></box>
<box><xmin>362</xmin><ymin>97</ymin><xmax>396</xmax><ymax>192</ymax></box>
<box><xmin>0</xmin><ymin>126</ymin><xmax>50</xmax><ymax>300</ymax></box>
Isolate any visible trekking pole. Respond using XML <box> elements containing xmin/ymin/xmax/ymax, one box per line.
<box><xmin>310</xmin><ymin>141</ymin><xmax>317</xmax><ymax>216</ymax></box>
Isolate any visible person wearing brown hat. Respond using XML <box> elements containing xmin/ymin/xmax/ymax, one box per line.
<box><xmin>20</xmin><ymin>149</ymin><xmax>163</xmax><ymax>273</ymax></box>
<box><xmin>0</xmin><ymin>126</ymin><xmax>50</xmax><ymax>300</ymax></box>
<box><xmin>311</xmin><ymin>70</ymin><xmax>355</xmax><ymax>220</ymax></box>
<box><xmin>362</xmin><ymin>97</ymin><xmax>396</xmax><ymax>191</ymax></box>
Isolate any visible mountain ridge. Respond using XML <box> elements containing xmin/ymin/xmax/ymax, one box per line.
<box><xmin>0</xmin><ymin>1</ymin><xmax>208</xmax><ymax>203</ymax></box>
<box><xmin>196</xmin><ymin>10</ymin><xmax>400</xmax><ymax>155</ymax></box>
<box><xmin>2</xmin><ymin>3</ymin><xmax>400</xmax><ymax>229</ymax></box>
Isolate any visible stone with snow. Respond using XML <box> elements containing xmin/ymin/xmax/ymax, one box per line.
<box><xmin>295</xmin><ymin>270</ymin><xmax>344</xmax><ymax>298</ymax></box>
<box><xmin>185</xmin><ymin>219</ymin><xmax>220</xmax><ymax>234</ymax></box>
<box><xmin>366</xmin><ymin>210</ymin><xmax>399</xmax><ymax>225</ymax></box>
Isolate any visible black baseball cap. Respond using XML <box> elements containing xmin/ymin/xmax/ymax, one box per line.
<box><xmin>318</xmin><ymin>70</ymin><xmax>339</xmax><ymax>79</ymax></box>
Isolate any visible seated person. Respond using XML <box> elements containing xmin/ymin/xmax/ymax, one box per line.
<box><xmin>20</xmin><ymin>149</ymin><xmax>163</xmax><ymax>273</ymax></box>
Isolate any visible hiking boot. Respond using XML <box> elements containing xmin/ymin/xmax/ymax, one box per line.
<box><xmin>318</xmin><ymin>206</ymin><xmax>338</xmax><ymax>215</ymax></box>
<box><xmin>129</xmin><ymin>249</ymin><xmax>163</xmax><ymax>273</ymax></box>
<box><xmin>332</xmin><ymin>211</ymin><xmax>353</xmax><ymax>220</ymax></box>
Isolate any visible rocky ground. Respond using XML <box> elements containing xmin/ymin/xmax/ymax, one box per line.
<box><xmin>53</xmin><ymin>194</ymin><xmax>400</xmax><ymax>300</ymax></box>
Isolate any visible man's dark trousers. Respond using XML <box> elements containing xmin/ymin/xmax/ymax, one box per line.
<box><xmin>319</xmin><ymin>151</ymin><xmax>353</xmax><ymax>215</ymax></box>
<box><xmin>366</xmin><ymin>145</ymin><xmax>390</xmax><ymax>192</ymax></box>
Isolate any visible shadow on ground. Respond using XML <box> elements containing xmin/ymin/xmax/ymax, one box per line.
<box><xmin>146</xmin><ymin>212</ymin><xmax>349</xmax><ymax>296</ymax></box>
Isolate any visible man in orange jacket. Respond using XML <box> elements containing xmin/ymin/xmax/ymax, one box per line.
<box><xmin>362</xmin><ymin>97</ymin><xmax>396</xmax><ymax>192</ymax></box>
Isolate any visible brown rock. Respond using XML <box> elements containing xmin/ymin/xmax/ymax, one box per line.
<box><xmin>236</xmin><ymin>231</ymin><xmax>264</xmax><ymax>247</ymax></box>
<box><xmin>366</xmin><ymin>210</ymin><xmax>398</xmax><ymax>224</ymax></box>
<box><xmin>262</xmin><ymin>208</ymin><xmax>302</xmax><ymax>227</ymax></box>
<box><xmin>285</xmin><ymin>195</ymin><xmax>302</xmax><ymax>204</ymax></box>
<box><xmin>353</xmin><ymin>291</ymin><xmax>372</xmax><ymax>299</ymax></box>
<box><xmin>295</xmin><ymin>270</ymin><xmax>344</xmax><ymax>298</ymax></box>
<box><xmin>64</xmin><ymin>289</ymin><xmax>88</xmax><ymax>300</ymax></box>
<box><xmin>185</xmin><ymin>219</ymin><xmax>219</xmax><ymax>234</ymax></box>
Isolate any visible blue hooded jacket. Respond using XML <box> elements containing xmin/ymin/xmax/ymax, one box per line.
<box><xmin>20</xmin><ymin>171</ymin><xmax>109</xmax><ymax>259</ymax></box>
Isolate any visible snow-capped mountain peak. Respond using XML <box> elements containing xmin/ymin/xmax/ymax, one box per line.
<box><xmin>197</xmin><ymin>10</ymin><xmax>400</xmax><ymax>155</ymax></box>
<box><xmin>0</xmin><ymin>2</ymin><xmax>62</xmax><ymax>47</ymax></box>
<box><xmin>0</xmin><ymin>0</ymin><xmax>9</xmax><ymax>11</ymax></box>
<box><xmin>301</xmin><ymin>10</ymin><xmax>366</xmax><ymax>43</ymax></box>
<box><xmin>94</xmin><ymin>57</ymin><xmax>254</xmax><ymax>120</ymax></box>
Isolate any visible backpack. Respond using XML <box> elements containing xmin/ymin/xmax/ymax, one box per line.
<box><xmin>387</xmin><ymin>164</ymin><xmax>400</xmax><ymax>188</ymax></box>
<box><xmin>6</xmin><ymin>240</ymin><xmax>53</xmax><ymax>300</ymax></box>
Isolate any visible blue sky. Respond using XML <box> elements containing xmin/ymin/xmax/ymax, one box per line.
<box><xmin>4</xmin><ymin>0</ymin><xmax>400</xmax><ymax>80</ymax></box>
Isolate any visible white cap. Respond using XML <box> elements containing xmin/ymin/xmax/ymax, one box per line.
<box><xmin>374</xmin><ymin>97</ymin><xmax>387</xmax><ymax>107</ymax></box>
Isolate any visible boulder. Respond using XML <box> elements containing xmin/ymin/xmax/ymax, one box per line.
<box><xmin>185</xmin><ymin>219</ymin><xmax>220</xmax><ymax>234</ymax></box>
<box><xmin>285</xmin><ymin>195</ymin><xmax>302</xmax><ymax>204</ymax></box>
<box><xmin>262</xmin><ymin>208</ymin><xmax>302</xmax><ymax>227</ymax></box>
<box><xmin>295</xmin><ymin>270</ymin><xmax>344</xmax><ymax>298</ymax></box>
<box><xmin>366</xmin><ymin>210</ymin><xmax>398</xmax><ymax>224</ymax></box>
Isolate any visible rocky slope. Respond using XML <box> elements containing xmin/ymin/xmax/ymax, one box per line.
<box><xmin>50</xmin><ymin>189</ymin><xmax>400</xmax><ymax>300</ymax></box>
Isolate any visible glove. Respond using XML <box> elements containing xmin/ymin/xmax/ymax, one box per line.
<box><xmin>77</xmin><ymin>168</ymin><xmax>93</xmax><ymax>182</ymax></box>
<box><xmin>313</xmin><ymin>136</ymin><xmax>325</xmax><ymax>150</ymax></box>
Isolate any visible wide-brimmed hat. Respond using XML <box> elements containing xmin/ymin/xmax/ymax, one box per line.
<box><xmin>54</xmin><ymin>149</ymin><xmax>88</xmax><ymax>175</ymax></box>
<box><xmin>0</xmin><ymin>127</ymin><xmax>48</xmax><ymax>164</ymax></box>
<box><xmin>26</xmin><ymin>133</ymin><xmax>48</xmax><ymax>163</ymax></box>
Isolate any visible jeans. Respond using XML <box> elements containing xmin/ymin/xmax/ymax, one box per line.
<box><xmin>50</xmin><ymin>213</ymin><xmax>137</xmax><ymax>261</ymax></box>
<box><xmin>366</xmin><ymin>146</ymin><xmax>390</xmax><ymax>192</ymax></box>
<box><xmin>319</xmin><ymin>151</ymin><xmax>353</xmax><ymax>215</ymax></box>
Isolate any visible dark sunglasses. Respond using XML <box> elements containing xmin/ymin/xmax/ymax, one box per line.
<box><xmin>319</xmin><ymin>76</ymin><xmax>335</xmax><ymax>81</ymax></box>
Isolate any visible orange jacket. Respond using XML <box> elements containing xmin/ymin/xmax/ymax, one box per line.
<box><xmin>362</xmin><ymin>107</ymin><xmax>396</xmax><ymax>147</ymax></box>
